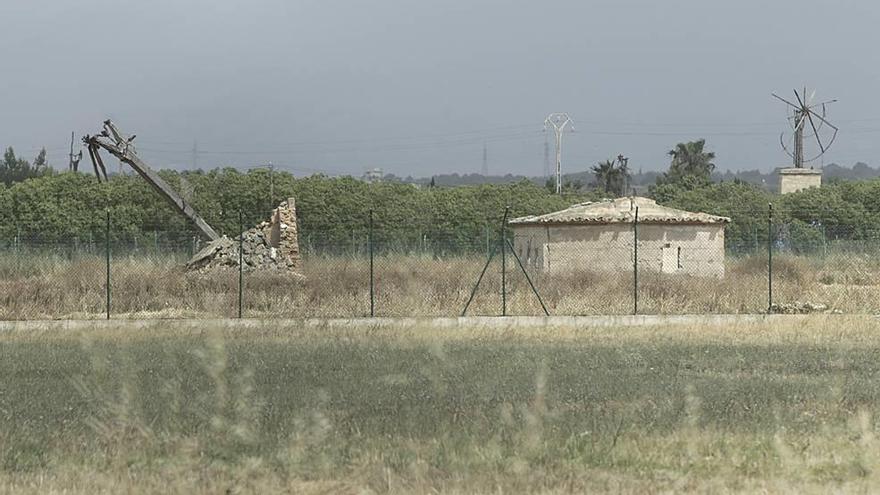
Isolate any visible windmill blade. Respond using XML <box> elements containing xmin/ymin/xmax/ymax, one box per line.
<box><xmin>815</xmin><ymin>103</ymin><xmax>827</xmax><ymax>128</ymax></box>
<box><xmin>802</xmin><ymin>103</ymin><xmax>828</xmax><ymax>136</ymax></box>
<box><xmin>793</xmin><ymin>89</ymin><xmax>808</xmax><ymax>111</ymax></box>
<box><xmin>807</xmin><ymin>107</ymin><xmax>839</xmax><ymax>131</ymax></box>
<box><xmin>772</xmin><ymin>93</ymin><xmax>801</xmax><ymax>109</ymax></box>
<box><xmin>808</xmin><ymin>98</ymin><xmax>837</xmax><ymax>110</ymax></box>
<box><xmin>803</xmin><ymin>123</ymin><xmax>838</xmax><ymax>163</ymax></box>
<box><xmin>779</xmin><ymin>132</ymin><xmax>795</xmax><ymax>159</ymax></box>
<box><xmin>817</xmin><ymin>127</ymin><xmax>838</xmax><ymax>157</ymax></box>
<box><xmin>804</xmin><ymin>110</ymin><xmax>826</xmax><ymax>153</ymax></box>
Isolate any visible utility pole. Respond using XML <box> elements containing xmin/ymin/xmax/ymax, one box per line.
<box><xmin>617</xmin><ymin>154</ymin><xmax>630</xmax><ymax>195</ymax></box>
<box><xmin>481</xmin><ymin>142</ymin><xmax>488</xmax><ymax>176</ymax></box>
<box><xmin>544</xmin><ymin>113</ymin><xmax>573</xmax><ymax>194</ymax></box>
<box><xmin>68</xmin><ymin>132</ymin><xmax>82</xmax><ymax>172</ymax></box>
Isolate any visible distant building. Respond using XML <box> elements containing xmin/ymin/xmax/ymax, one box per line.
<box><xmin>509</xmin><ymin>197</ymin><xmax>730</xmax><ymax>277</ymax></box>
<box><xmin>362</xmin><ymin>168</ymin><xmax>384</xmax><ymax>183</ymax></box>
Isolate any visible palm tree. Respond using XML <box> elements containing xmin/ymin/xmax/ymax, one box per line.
<box><xmin>592</xmin><ymin>159</ymin><xmax>617</xmax><ymax>194</ymax></box>
<box><xmin>666</xmin><ymin>139</ymin><xmax>715</xmax><ymax>184</ymax></box>
<box><xmin>591</xmin><ymin>157</ymin><xmax>631</xmax><ymax>196</ymax></box>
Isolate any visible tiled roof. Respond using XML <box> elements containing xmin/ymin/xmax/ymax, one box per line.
<box><xmin>509</xmin><ymin>197</ymin><xmax>730</xmax><ymax>225</ymax></box>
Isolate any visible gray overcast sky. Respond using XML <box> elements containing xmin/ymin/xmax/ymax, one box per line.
<box><xmin>2</xmin><ymin>0</ymin><xmax>880</xmax><ymax>177</ymax></box>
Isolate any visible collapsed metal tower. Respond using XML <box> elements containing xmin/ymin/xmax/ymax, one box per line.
<box><xmin>83</xmin><ymin>120</ymin><xmax>220</xmax><ymax>241</ymax></box>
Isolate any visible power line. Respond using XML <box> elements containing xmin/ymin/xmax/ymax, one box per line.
<box><xmin>137</xmin><ymin>130</ymin><xmax>544</xmax><ymax>156</ymax></box>
<box><xmin>135</xmin><ymin>123</ymin><xmax>540</xmax><ymax>149</ymax></box>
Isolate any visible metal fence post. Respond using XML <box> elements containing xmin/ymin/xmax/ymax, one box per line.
<box><xmin>461</xmin><ymin>245</ymin><xmax>498</xmax><ymax>317</ymax></box>
<box><xmin>501</xmin><ymin>206</ymin><xmax>510</xmax><ymax>316</ymax></box>
<box><xmin>238</xmin><ymin>210</ymin><xmax>244</xmax><ymax>319</ymax></box>
<box><xmin>105</xmin><ymin>209</ymin><xmax>110</xmax><ymax>320</ymax></box>
<box><xmin>768</xmin><ymin>202</ymin><xmax>773</xmax><ymax>312</ymax></box>
<box><xmin>505</xmin><ymin>238</ymin><xmax>550</xmax><ymax>316</ymax></box>
<box><xmin>633</xmin><ymin>206</ymin><xmax>639</xmax><ymax>315</ymax></box>
<box><xmin>369</xmin><ymin>209</ymin><xmax>375</xmax><ymax>317</ymax></box>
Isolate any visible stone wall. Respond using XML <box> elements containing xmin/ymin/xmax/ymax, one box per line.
<box><xmin>511</xmin><ymin>222</ymin><xmax>726</xmax><ymax>277</ymax></box>
<box><xmin>778</xmin><ymin>168</ymin><xmax>822</xmax><ymax>194</ymax></box>
<box><xmin>261</xmin><ymin>197</ymin><xmax>300</xmax><ymax>269</ymax></box>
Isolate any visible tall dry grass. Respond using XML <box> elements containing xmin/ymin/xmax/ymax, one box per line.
<box><xmin>3</xmin><ymin>317</ymin><xmax>880</xmax><ymax>492</ymax></box>
<box><xmin>1</xmin><ymin>250</ymin><xmax>880</xmax><ymax>319</ymax></box>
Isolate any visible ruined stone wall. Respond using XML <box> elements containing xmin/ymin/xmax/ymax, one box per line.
<box><xmin>186</xmin><ymin>197</ymin><xmax>301</xmax><ymax>273</ymax></box>
<box><xmin>258</xmin><ymin>197</ymin><xmax>300</xmax><ymax>269</ymax></box>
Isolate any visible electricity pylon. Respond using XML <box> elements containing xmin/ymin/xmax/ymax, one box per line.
<box><xmin>544</xmin><ymin>113</ymin><xmax>573</xmax><ymax>194</ymax></box>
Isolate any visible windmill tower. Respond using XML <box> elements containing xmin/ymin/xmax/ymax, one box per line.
<box><xmin>772</xmin><ymin>88</ymin><xmax>838</xmax><ymax>194</ymax></box>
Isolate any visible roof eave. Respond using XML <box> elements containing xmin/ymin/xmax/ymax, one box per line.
<box><xmin>509</xmin><ymin>219</ymin><xmax>730</xmax><ymax>227</ymax></box>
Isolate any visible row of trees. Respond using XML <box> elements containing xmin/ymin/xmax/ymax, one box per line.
<box><xmin>591</xmin><ymin>139</ymin><xmax>715</xmax><ymax>195</ymax></box>
<box><xmin>1</xmin><ymin>136</ymin><xmax>875</xmax><ymax>253</ymax></box>
<box><xmin>2</xmin><ymin>147</ymin><xmax>52</xmax><ymax>186</ymax></box>
<box><xmin>3</xmin><ymin>164</ymin><xmax>879</xmax><ymax>253</ymax></box>
<box><xmin>0</xmin><ymin>169</ymin><xmax>601</xmax><ymax>247</ymax></box>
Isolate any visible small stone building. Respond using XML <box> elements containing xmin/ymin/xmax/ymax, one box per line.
<box><xmin>509</xmin><ymin>197</ymin><xmax>730</xmax><ymax>277</ymax></box>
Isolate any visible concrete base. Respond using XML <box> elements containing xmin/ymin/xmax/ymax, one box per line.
<box><xmin>0</xmin><ymin>314</ymin><xmax>854</xmax><ymax>333</ymax></box>
<box><xmin>778</xmin><ymin>167</ymin><xmax>822</xmax><ymax>194</ymax></box>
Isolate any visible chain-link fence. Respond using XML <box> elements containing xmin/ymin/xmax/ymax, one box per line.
<box><xmin>2</xmin><ymin>204</ymin><xmax>879</xmax><ymax>320</ymax></box>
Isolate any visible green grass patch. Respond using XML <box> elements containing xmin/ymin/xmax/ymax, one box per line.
<box><xmin>2</xmin><ymin>318</ymin><xmax>880</xmax><ymax>492</ymax></box>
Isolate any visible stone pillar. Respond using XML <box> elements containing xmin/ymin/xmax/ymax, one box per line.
<box><xmin>261</xmin><ymin>197</ymin><xmax>301</xmax><ymax>269</ymax></box>
<box><xmin>778</xmin><ymin>168</ymin><xmax>822</xmax><ymax>194</ymax></box>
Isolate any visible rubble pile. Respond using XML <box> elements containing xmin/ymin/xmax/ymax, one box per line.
<box><xmin>186</xmin><ymin>198</ymin><xmax>302</xmax><ymax>274</ymax></box>
<box><xmin>768</xmin><ymin>301</ymin><xmax>834</xmax><ymax>314</ymax></box>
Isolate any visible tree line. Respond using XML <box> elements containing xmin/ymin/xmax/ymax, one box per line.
<box><xmin>0</xmin><ymin>168</ymin><xmax>600</xmax><ymax>249</ymax></box>
<box><xmin>2</xmin><ymin>138</ymin><xmax>879</xmax><ymax>254</ymax></box>
<box><xmin>2</xmin><ymin>147</ymin><xmax>52</xmax><ymax>186</ymax></box>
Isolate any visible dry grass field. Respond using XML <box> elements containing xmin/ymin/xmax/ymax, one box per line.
<box><xmin>1</xmin><ymin>251</ymin><xmax>879</xmax><ymax>319</ymax></box>
<box><xmin>3</xmin><ymin>316</ymin><xmax>880</xmax><ymax>493</ymax></box>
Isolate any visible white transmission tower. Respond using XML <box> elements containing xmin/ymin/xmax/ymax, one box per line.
<box><xmin>544</xmin><ymin>113</ymin><xmax>573</xmax><ymax>194</ymax></box>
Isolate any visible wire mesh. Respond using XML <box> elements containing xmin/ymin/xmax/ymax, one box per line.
<box><xmin>769</xmin><ymin>205</ymin><xmax>880</xmax><ymax>314</ymax></box>
<box><xmin>2</xmin><ymin>205</ymin><xmax>880</xmax><ymax>320</ymax></box>
<box><xmin>635</xmin><ymin>207</ymin><xmax>768</xmax><ymax>315</ymax></box>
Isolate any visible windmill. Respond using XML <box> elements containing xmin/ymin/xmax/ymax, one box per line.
<box><xmin>772</xmin><ymin>88</ymin><xmax>838</xmax><ymax>169</ymax></box>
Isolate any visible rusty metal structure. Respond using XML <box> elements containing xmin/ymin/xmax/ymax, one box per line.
<box><xmin>83</xmin><ymin>120</ymin><xmax>220</xmax><ymax>241</ymax></box>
